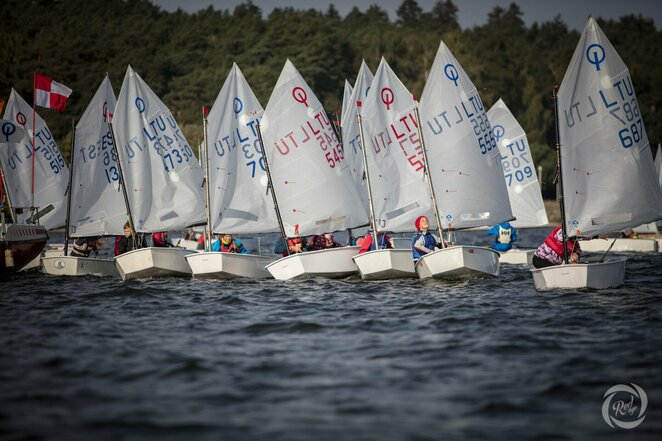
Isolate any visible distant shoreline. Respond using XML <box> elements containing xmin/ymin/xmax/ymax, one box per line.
<box><xmin>544</xmin><ymin>200</ymin><xmax>561</xmax><ymax>224</ymax></box>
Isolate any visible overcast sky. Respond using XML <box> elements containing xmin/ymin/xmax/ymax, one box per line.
<box><xmin>150</xmin><ymin>0</ymin><xmax>661</xmax><ymax>30</ymax></box>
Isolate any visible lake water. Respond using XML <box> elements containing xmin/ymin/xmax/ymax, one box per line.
<box><xmin>1</xmin><ymin>227</ymin><xmax>661</xmax><ymax>440</ymax></box>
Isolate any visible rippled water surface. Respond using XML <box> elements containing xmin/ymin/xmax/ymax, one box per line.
<box><xmin>1</xmin><ymin>229</ymin><xmax>661</xmax><ymax>440</ymax></box>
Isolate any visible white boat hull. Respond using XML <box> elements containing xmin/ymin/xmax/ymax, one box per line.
<box><xmin>114</xmin><ymin>247</ymin><xmax>196</xmax><ymax>280</ymax></box>
<box><xmin>186</xmin><ymin>252</ymin><xmax>275</xmax><ymax>279</ymax></box>
<box><xmin>416</xmin><ymin>246</ymin><xmax>500</xmax><ymax>280</ymax></box>
<box><xmin>42</xmin><ymin>255</ymin><xmax>118</xmax><ymax>277</ymax></box>
<box><xmin>265</xmin><ymin>246</ymin><xmax>360</xmax><ymax>280</ymax></box>
<box><xmin>498</xmin><ymin>248</ymin><xmax>534</xmax><ymax>265</ymax></box>
<box><xmin>174</xmin><ymin>238</ymin><xmax>201</xmax><ymax>250</ymax></box>
<box><xmin>579</xmin><ymin>238</ymin><xmax>658</xmax><ymax>253</ymax></box>
<box><xmin>352</xmin><ymin>249</ymin><xmax>416</xmax><ymax>280</ymax></box>
<box><xmin>531</xmin><ymin>258</ymin><xmax>626</xmax><ymax>290</ymax></box>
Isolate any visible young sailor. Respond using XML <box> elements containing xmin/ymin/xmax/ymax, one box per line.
<box><xmin>116</xmin><ymin>222</ymin><xmax>147</xmax><ymax>255</ymax></box>
<box><xmin>411</xmin><ymin>216</ymin><xmax>442</xmax><ymax>261</ymax></box>
<box><xmin>70</xmin><ymin>236</ymin><xmax>100</xmax><ymax>257</ymax></box>
<box><xmin>274</xmin><ymin>236</ymin><xmax>305</xmax><ymax>256</ymax></box>
<box><xmin>306</xmin><ymin>233</ymin><xmax>343</xmax><ymax>251</ymax></box>
<box><xmin>532</xmin><ymin>226</ymin><xmax>582</xmax><ymax>268</ymax></box>
<box><xmin>358</xmin><ymin>231</ymin><xmax>393</xmax><ymax>254</ymax></box>
<box><xmin>486</xmin><ymin>221</ymin><xmax>518</xmax><ymax>252</ymax></box>
<box><xmin>212</xmin><ymin>234</ymin><xmax>248</xmax><ymax>254</ymax></box>
<box><xmin>151</xmin><ymin>231</ymin><xmax>174</xmax><ymax>247</ymax></box>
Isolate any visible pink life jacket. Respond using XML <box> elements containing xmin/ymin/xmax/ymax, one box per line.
<box><xmin>544</xmin><ymin>226</ymin><xmax>577</xmax><ymax>257</ymax></box>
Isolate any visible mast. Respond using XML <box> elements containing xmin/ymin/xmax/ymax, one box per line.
<box><xmin>552</xmin><ymin>85</ymin><xmax>569</xmax><ymax>264</ymax></box>
<box><xmin>109</xmin><ymin>121</ymin><xmax>137</xmax><ymax>248</ymax></box>
<box><xmin>357</xmin><ymin>109</ymin><xmax>379</xmax><ymax>249</ymax></box>
<box><xmin>256</xmin><ymin>121</ymin><xmax>290</xmax><ymax>256</ymax></box>
<box><xmin>202</xmin><ymin>107</ymin><xmax>213</xmax><ymax>252</ymax></box>
<box><xmin>63</xmin><ymin>117</ymin><xmax>76</xmax><ymax>256</ymax></box>
<box><xmin>414</xmin><ymin>104</ymin><xmax>445</xmax><ymax>248</ymax></box>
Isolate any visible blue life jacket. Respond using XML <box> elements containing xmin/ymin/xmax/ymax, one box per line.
<box><xmin>412</xmin><ymin>232</ymin><xmax>437</xmax><ymax>260</ymax></box>
<box><xmin>488</xmin><ymin>222</ymin><xmax>516</xmax><ymax>252</ymax></box>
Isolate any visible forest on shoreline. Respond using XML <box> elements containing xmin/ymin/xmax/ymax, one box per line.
<box><xmin>2</xmin><ymin>0</ymin><xmax>660</xmax><ymax>196</ymax></box>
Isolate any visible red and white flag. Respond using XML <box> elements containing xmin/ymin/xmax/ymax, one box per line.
<box><xmin>34</xmin><ymin>73</ymin><xmax>72</xmax><ymax>112</ymax></box>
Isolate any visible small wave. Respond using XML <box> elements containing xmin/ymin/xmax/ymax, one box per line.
<box><xmin>242</xmin><ymin>321</ymin><xmax>323</xmax><ymax>335</ymax></box>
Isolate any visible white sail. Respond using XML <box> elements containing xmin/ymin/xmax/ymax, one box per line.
<box><xmin>112</xmin><ymin>66</ymin><xmax>206</xmax><ymax>233</ymax></box>
<box><xmin>207</xmin><ymin>63</ymin><xmax>278</xmax><ymax>234</ymax></box>
<box><xmin>340</xmin><ymin>80</ymin><xmax>353</xmax><ymax>128</ymax></box>
<box><xmin>360</xmin><ymin>57</ymin><xmax>433</xmax><ymax>232</ymax></box>
<box><xmin>260</xmin><ymin>59</ymin><xmax>368</xmax><ymax>236</ymax></box>
<box><xmin>487</xmin><ymin>98</ymin><xmax>548</xmax><ymax>227</ymax></box>
<box><xmin>419</xmin><ymin>41</ymin><xmax>513</xmax><ymax>230</ymax></box>
<box><xmin>558</xmin><ymin>17</ymin><xmax>662</xmax><ymax>237</ymax></box>
<box><xmin>341</xmin><ymin>60</ymin><xmax>374</xmax><ymax>203</ymax></box>
<box><xmin>68</xmin><ymin>75</ymin><xmax>126</xmax><ymax>237</ymax></box>
<box><xmin>0</xmin><ymin>89</ymin><xmax>69</xmax><ymax>229</ymax></box>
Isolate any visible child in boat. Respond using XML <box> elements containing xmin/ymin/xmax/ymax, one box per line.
<box><xmin>212</xmin><ymin>234</ymin><xmax>248</xmax><ymax>254</ymax></box>
<box><xmin>274</xmin><ymin>236</ymin><xmax>305</xmax><ymax>256</ymax></box>
<box><xmin>116</xmin><ymin>222</ymin><xmax>147</xmax><ymax>255</ymax></box>
<box><xmin>306</xmin><ymin>233</ymin><xmax>343</xmax><ymax>251</ymax></box>
<box><xmin>412</xmin><ymin>216</ymin><xmax>443</xmax><ymax>261</ymax></box>
<box><xmin>532</xmin><ymin>226</ymin><xmax>581</xmax><ymax>268</ymax></box>
<box><xmin>486</xmin><ymin>221</ymin><xmax>518</xmax><ymax>252</ymax></box>
<box><xmin>70</xmin><ymin>236</ymin><xmax>101</xmax><ymax>257</ymax></box>
<box><xmin>151</xmin><ymin>231</ymin><xmax>174</xmax><ymax>247</ymax></box>
<box><xmin>358</xmin><ymin>231</ymin><xmax>394</xmax><ymax>254</ymax></box>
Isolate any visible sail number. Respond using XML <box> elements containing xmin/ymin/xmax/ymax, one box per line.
<box><xmin>472</xmin><ymin>114</ymin><xmax>497</xmax><ymax>155</ymax></box>
<box><xmin>213</xmin><ymin>121</ymin><xmax>266</xmax><ymax>179</ymax></box>
<box><xmin>34</xmin><ymin>126</ymin><xmax>66</xmax><ymax>174</ymax></box>
<box><xmin>500</xmin><ymin>140</ymin><xmax>533</xmax><ymax>186</ymax></box>
<box><xmin>618</xmin><ymin>119</ymin><xmax>643</xmax><ymax>149</ymax></box>
<box><xmin>78</xmin><ymin>129</ymin><xmax>120</xmax><ymax>184</ymax></box>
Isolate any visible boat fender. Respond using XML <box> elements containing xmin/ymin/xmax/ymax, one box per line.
<box><xmin>5</xmin><ymin>249</ymin><xmax>14</xmax><ymax>267</ymax></box>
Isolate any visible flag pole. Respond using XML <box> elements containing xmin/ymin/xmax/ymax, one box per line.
<box><xmin>31</xmin><ymin>72</ymin><xmax>37</xmax><ymax>217</ymax></box>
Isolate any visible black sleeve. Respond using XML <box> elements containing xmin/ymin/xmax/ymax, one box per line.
<box><xmin>117</xmin><ymin>238</ymin><xmax>128</xmax><ymax>255</ymax></box>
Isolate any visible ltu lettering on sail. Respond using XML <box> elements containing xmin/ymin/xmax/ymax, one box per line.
<box><xmin>274</xmin><ymin>132</ymin><xmax>298</xmax><ymax>156</ymax></box>
<box><xmin>371</xmin><ymin>130</ymin><xmax>392</xmax><ymax>154</ymax></box>
<box><xmin>425</xmin><ymin>111</ymin><xmax>451</xmax><ymax>135</ymax></box>
<box><xmin>563</xmin><ymin>95</ymin><xmax>597</xmax><ymax>128</ymax></box>
<box><xmin>389</xmin><ymin>112</ymin><xmax>417</xmax><ymax>140</ymax></box>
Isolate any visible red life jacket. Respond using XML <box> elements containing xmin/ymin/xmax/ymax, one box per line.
<box><xmin>220</xmin><ymin>242</ymin><xmax>234</xmax><ymax>253</ymax></box>
<box><xmin>152</xmin><ymin>232</ymin><xmax>168</xmax><ymax>246</ymax></box>
<box><xmin>544</xmin><ymin>226</ymin><xmax>577</xmax><ymax>257</ymax></box>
